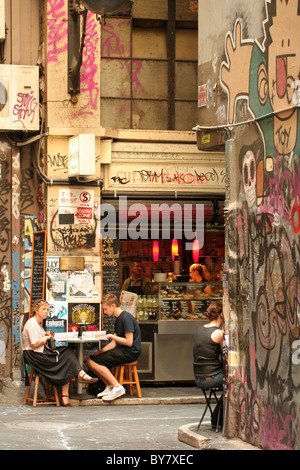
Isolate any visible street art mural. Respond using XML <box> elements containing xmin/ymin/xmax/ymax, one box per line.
<box><xmin>221</xmin><ymin>0</ymin><xmax>300</xmax><ymax>449</ymax></box>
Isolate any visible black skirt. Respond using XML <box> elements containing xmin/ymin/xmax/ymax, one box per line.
<box><xmin>23</xmin><ymin>346</ymin><xmax>82</xmax><ymax>387</ymax></box>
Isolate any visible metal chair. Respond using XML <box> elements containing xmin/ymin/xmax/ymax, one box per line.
<box><xmin>197</xmin><ymin>387</ymin><xmax>223</xmax><ymax>432</ymax></box>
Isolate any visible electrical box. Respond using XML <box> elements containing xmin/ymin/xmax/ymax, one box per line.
<box><xmin>0</xmin><ymin>65</ymin><xmax>39</xmax><ymax>131</ymax></box>
<box><xmin>68</xmin><ymin>134</ymin><xmax>96</xmax><ymax>177</ymax></box>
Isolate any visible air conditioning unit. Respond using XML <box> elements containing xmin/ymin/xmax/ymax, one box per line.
<box><xmin>0</xmin><ymin>65</ymin><xmax>39</xmax><ymax>131</ymax></box>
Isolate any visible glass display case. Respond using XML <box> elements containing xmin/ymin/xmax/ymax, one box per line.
<box><xmin>137</xmin><ymin>282</ymin><xmax>223</xmax><ymax>382</ymax></box>
<box><xmin>157</xmin><ymin>282</ymin><xmax>223</xmax><ymax>321</ymax></box>
<box><xmin>139</xmin><ymin>282</ymin><xmax>223</xmax><ymax>321</ymax></box>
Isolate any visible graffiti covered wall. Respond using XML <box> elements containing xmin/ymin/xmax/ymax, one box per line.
<box><xmin>0</xmin><ymin>136</ymin><xmax>40</xmax><ymax>378</ymax></box>
<box><xmin>199</xmin><ymin>0</ymin><xmax>300</xmax><ymax>449</ymax></box>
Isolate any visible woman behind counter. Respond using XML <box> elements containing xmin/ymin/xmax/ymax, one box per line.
<box><xmin>189</xmin><ymin>263</ymin><xmax>213</xmax><ymax>294</ymax></box>
<box><xmin>22</xmin><ymin>299</ymin><xmax>98</xmax><ymax>406</ymax></box>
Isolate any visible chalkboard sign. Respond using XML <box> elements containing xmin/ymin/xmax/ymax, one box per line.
<box><xmin>30</xmin><ymin>231</ymin><xmax>46</xmax><ymax>314</ymax></box>
<box><xmin>101</xmin><ymin>237</ymin><xmax>120</xmax><ymax>333</ymax></box>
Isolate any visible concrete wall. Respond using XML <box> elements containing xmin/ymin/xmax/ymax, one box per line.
<box><xmin>198</xmin><ymin>0</ymin><xmax>300</xmax><ymax>449</ymax></box>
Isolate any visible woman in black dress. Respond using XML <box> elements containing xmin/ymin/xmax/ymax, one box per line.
<box><xmin>23</xmin><ymin>300</ymin><xmax>98</xmax><ymax>406</ymax></box>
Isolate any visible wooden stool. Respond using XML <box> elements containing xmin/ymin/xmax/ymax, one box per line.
<box><xmin>197</xmin><ymin>387</ymin><xmax>223</xmax><ymax>432</ymax></box>
<box><xmin>24</xmin><ymin>368</ymin><xmax>60</xmax><ymax>407</ymax></box>
<box><xmin>114</xmin><ymin>361</ymin><xmax>142</xmax><ymax>398</ymax></box>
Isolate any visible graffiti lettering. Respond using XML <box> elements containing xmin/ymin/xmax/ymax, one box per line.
<box><xmin>111</xmin><ymin>168</ymin><xmax>225</xmax><ymax>186</ymax></box>
<box><xmin>47</xmin><ymin>153</ymin><xmax>68</xmax><ymax>171</ymax></box>
<box><xmin>20</xmin><ymin>169</ymin><xmax>35</xmax><ymax>213</ymax></box>
<box><xmin>12</xmin><ymin>174</ymin><xmax>20</xmax><ymax>220</ymax></box>
<box><xmin>275</xmin><ymin>125</ymin><xmax>291</xmax><ymax>149</ymax></box>
<box><xmin>12</xmin><ymin>91</ymin><xmax>38</xmax><ymax>128</ymax></box>
<box><xmin>50</xmin><ymin>210</ymin><xmax>96</xmax><ymax>251</ymax></box>
<box><xmin>47</xmin><ymin>0</ymin><xmax>68</xmax><ymax>63</ymax></box>
<box><xmin>73</xmin><ymin>12</ymin><xmax>99</xmax><ymax>118</ymax></box>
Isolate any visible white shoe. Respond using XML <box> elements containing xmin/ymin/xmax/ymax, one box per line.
<box><xmin>102</xmin><ymin>386</ymin><xmax>125</xmax><ymax>402</ymax></box>
<box><xmin>97</xmin><ymin>385</ymin><xmax>113</xmax><ymax>398</ymax></box>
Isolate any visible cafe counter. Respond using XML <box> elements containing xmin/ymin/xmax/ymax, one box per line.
<box><xmin>137</xmin><ymin>282</ymin><xmax>223</xmax><ymax>382</ymax></box>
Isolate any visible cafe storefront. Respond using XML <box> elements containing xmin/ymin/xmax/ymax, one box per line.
<box><xmin>43</xmin><ymin>132</ymin><xmax>225</xmax><ymax>384</ymax></box>
<box><xmin>100</xmin><ymin>138</ymin><xmax>226</xmax><ymax>382</ymax></box>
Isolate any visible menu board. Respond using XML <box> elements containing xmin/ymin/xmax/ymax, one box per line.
<box><xmin>30</xmin><ymin>231</ymin><xmax>46</xmax><ymax>314</ymax></box>
<box><xmin>160</xmin><ymin>299</ymin><xmax>210</xmax><ymax>320</ymax></box>
<box><xmin>101</xmin><ymin>237</ymin><xmax>120</xmax><ymax>333</ymax></box>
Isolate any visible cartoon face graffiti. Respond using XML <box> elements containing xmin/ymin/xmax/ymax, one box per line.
<box><xmin>221</xmin><ymin>0</ymin><xmax>300</xmax><ymax>157</ymax></box>
<box><xmin>242</xmin><ymin>150</ymin><xmax>257</xmax><ymax>206</ymax></box>
<box><xmin>266</xmin><ymin>0</ymin><xmax>300</xmax><ymax>112</ymax></box>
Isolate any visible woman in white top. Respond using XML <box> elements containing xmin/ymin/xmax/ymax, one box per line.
<box><xmin>23</xmin><ymin>299</ymin><xmax>98</xmax><ymax>406</ymax></box>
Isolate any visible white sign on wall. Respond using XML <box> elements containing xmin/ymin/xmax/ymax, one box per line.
<box><xmin>58</xmin><ymin>189</ymin><xmax>94</xmax><ymax>225</ymax></box>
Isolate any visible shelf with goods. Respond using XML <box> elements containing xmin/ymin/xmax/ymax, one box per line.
<box><xmin>138</xmin><ymin>282</ymin><xmax>223</xmax><ymax>322</ymax></box>
<box><xmin>157</xmin><ymin>282</ymin><xmax>223</xmax><ymax>321</ymax></box>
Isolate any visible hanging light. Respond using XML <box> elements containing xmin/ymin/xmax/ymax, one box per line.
<box><xmin>171</xmin><ymin>239</ymin><xmax>179</xmax><ymax>261</ymax></box>
<box><xmin>192</xmin><ymin>238</ymin><xmax>200</xmax><ymax>262</ymax></box>
<box><xmin>152</xmin><ymin>241</ymin><xmax>159</xmax><ymax>262</ymax></box>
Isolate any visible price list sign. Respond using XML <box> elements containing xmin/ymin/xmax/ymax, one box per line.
<box><xmin>101</xmin><ymin>237</ymin><xmax>120</xmax><ymax>333</ymax></box>
<box><xmin>29</xmin><ymin>231</ymin><xmax>46</xmax><ymax>315</ymax></box>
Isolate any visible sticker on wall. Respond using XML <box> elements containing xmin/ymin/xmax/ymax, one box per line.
<box><xmin>69</xmin><ymin>263</ymin><xmax>98</xmax><ymax>301</ymax></box>
<box><xmin>46</xmin><ymin>256</ymin><xmax>68</xmax><ymax>302</ymax></box>
<box><xmin>198</xmin><ymin>84</ymin><xmax>207</xmax><ymax>107</ymax></box>
<box><xmin>45</xmin><ymin>301</ymin><xmax>68</xmax><ymax>345</ymax></box>
<box><xmin>68</xmin><ymin>303</ymin><xmax>100</xmax><ymax>332</ymax></box>
<box><xmin>58</xmin><ymin>188</ymin><xmax>94</xmax><ymax>225</ymax></box>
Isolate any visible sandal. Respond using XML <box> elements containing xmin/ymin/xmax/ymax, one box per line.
<box><xmin>61</xmin><ymin>395</ymin><xmax>73</xmax><ymax>407</ymax></box>
<box><xmin>78</xmin><ymin>373</ymin><xmax>98</xmax><ymax>384</ymax></box>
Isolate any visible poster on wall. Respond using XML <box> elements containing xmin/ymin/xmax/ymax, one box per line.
<box><xmin>46</xmin><ymin>256</ymin><xmax>68</xmax><ymax>302</ymax></box>
<box><xmin>44</xmin><ymin>301</ymin><xmax>68</xmax><ymax>345</ymax></box>
<box><xmin>69</xmin><ymin>257</ymin><xmax>100</xmax><ymax>302</ymax></box>
<box><xmin>24</xmin><ymin>216</ymin><xmax>39</xmax><ymax>314</ymax></box>
<box><xmin>68</xmin><ymin>303</ymin><xmax>100</xmax><ymax>332</ymax></box>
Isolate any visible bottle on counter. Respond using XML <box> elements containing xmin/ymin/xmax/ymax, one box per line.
<box><xmin>173</xmin><ymin>254</ymin><xmax>181</xmax><ymax>277</ymax></box>
<box><xmin>137</xmin><ymin>296</ymin><xmax>144</xmax><ymax>321</ymax></box>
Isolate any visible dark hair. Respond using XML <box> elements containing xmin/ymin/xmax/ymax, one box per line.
<box><xmin>130</xmin><ymin>258</ymin><xmax>143</xmax><ymax>267</ymax></box>
<box><xmin>206</xmin><ymin>301</ymin><xmax>223</xmax><ymax>321</ymax></box>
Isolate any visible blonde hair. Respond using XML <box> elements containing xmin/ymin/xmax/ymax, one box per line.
<box><xmin>102</xmin><ymin>293</ymin><xmax>119</xmax><ymax>307</ymax></box>
<box><xmin>32</xmin><ymin>299</ymin><xmax>49</xmax><ymax>315</ymax></box>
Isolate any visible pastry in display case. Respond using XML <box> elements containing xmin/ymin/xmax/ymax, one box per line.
<box><xmin>138</xmin><ymin>282</ymin><xmax>223</xmax><ymax>321</ymax></box>
<box><xmin>157</xmin><ymin>282</ymin><xmax>223</xmax><ymax>321</ymax></box>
